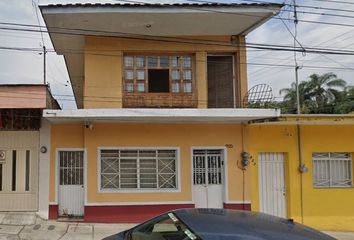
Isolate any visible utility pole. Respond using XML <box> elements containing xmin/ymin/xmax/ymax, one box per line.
<box><xmin>293</xmin><ymin>0</ymin><xmax>301</xmax><ymax>115</ymax></box>
<box><xmin>43</xmin><ymin>45</ymin><xmax>47</xmax><ymax>85</ymax></box>
<box><xmin>294</xmin><ymin>1</ymin><xmax>305</xmax><ymax>225</ymax></box>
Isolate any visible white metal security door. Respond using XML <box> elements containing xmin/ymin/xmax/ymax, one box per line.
<box><xmin>58</xmin><ymin>151</ymin><xmax>84</xmax><ymax>217</ymax></box>
<box><xmin>193</xmin><ymin>149</ymin><xmax>223</xmax><ymax>208</ymax></box>
<box><xmin>258</xmin><ymin>153</ymin><xmax>287</xmax><ymax>218</ymax></box>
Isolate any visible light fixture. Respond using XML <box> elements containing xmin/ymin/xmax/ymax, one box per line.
<box><xmin>40</xmin><ymin>146</ymin><xmax>47</xmax><ymax>154</ymax></box>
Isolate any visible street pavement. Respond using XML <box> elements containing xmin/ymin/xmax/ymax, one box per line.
<box><xmin>0</xmin><ymin>212</ymin><xmax>353</xmax><ymax>240</ymax></box>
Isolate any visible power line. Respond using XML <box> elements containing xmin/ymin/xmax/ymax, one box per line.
<box><xmin>3</xmin><ymin>45</ymin><xmax>354</xmax><ymax>73</ymax></box>
<box><xmin>307</xmin><ymin>0</ymin><xmax>354</xmax><ymax>6</ymax></box>
<box><xmin>3</xmin><ymin>23</ymin><xmax>354</xmax><ymax>56</ymax></box>
<box><xmin>32</xmin><ymin>0</ymin><xmax>44</xmax><ymax>46</ymax></box>
<box><xmin>239</xmin><ymin>0</ymin><xmax>354</xmax><ymax>13</ymax></box>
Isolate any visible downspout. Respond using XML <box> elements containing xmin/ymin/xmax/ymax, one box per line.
<box><xmin>240</xmin><ymin>123</ymin><xmax>246</xmax><ymax>210</ymax></box>
<box><xmin>297</xmin><ymin>123</ymin><xmax>304</xmax><ymax>224</ymax></box>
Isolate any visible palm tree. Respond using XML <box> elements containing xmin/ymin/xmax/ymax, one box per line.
<box><xmin>280</xmin><ymin>73</ymin><xmax>348</xmax><ymax>114</ymax></box>
<box><xmin>306</xmin><ymin>73</ymin><xmax>346</xmax><ymax>113</ymax></box>
<box><xmin>333</xmin><ymin>86</ymin><xmax>354</xmax><ymax>114</ymax></box>
<box><xmin>279</xmin><ymin>81</ymin><xmax>311</xmax><ymax>113</ymax></box>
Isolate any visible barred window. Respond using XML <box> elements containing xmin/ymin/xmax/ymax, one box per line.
<box><xmin>312</xmin><ymin>152</ymin><xmax>352</xmax><ymax>188</ymax></box>
<box><xmin>100</xmin><ymin>149</ymin><xmax>178</xmax><ymax>190</ymax></box>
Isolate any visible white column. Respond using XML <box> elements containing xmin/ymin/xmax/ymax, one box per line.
<box><xmin>37</xmin><ymin>119</ymin><xmax>51</xmax><ymax>219</ymax></box>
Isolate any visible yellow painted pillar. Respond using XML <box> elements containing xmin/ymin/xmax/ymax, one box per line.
<box><xmin>84</xmin><ymin>37</ymin><xmax>123</xmax><ymax>109</ymax></box>
<box><xmin>236</xmin><ymin>36</ymin><xmax>248</xmax><ymax>107</ymax></box>
<box><xmin>196</xmin><ymin>52</ymin><xmax>208</xmax><ymax>108</ymax></box>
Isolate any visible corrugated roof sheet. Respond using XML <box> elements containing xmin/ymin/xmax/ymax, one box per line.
<box><xmin>41</xmin><ymin>2</ymin><xmax>283</xmax><ymax>8</ymax></box>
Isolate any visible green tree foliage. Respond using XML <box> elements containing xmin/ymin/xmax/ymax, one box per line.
<box><xmin>279</xmin><ymin>73</ymin><xmax>353</xmax><ymax>114</ymax></box>
<box><xmin>246</xmin><ymin>73</ymin><xmax>354</xmax><ymax>114</ymax></box>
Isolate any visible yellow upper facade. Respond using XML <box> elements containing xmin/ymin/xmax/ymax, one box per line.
<box><xmin>83</xmin><ymin>35</ymin><xmax>248</xmax><ymax>109</ymax></box>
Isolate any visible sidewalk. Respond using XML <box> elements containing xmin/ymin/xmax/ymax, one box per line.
<box><xmin>0</xmin><ymin>212</ymin><xmax>353</xmax><ymax>240</ymax></box>
<box><xmin>0</xmin><ymin>212</ymin><xmax>135</xmax><ymax>240</ymax></box>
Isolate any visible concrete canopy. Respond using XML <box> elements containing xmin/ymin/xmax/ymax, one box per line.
<box><xmin>43</xmin><ymin>108</ymin><xmax>281</xmax><ymax>124</ymax></box>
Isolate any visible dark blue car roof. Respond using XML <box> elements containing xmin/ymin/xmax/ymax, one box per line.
<box><xmin>173</xmin><ymin>209</ymin><xmax>335</xmax><ymax>240</ymax></box>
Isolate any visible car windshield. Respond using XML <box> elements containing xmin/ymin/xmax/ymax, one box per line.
<box><xmin>128</xmin><ymin>212</ymin><xmax>200</xmax><ymax>240</ymax></box>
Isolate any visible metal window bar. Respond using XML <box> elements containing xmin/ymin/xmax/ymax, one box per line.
<box><xmin>59</xmin><ymin>151</ymin><xmax>84</xmax><ymax>186</ymax></box>
<box><xmin>100</xmin><ymin>149</ymin><xmax>177</xmax><ymax>190</ymax></box>
<box><xmin>313</xmin><ymin>152</ymin><xmax>352</xmax><ymax>188</ymax></box>
<box><xmin>193</xmin><ymin>150</ymin><xmax>222</xmax><ymax>186</ymax></box>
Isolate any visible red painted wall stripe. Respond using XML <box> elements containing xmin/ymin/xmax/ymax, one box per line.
<box><xmin>48</xmin><ymin>203</ymin><xmax>252</xmax><ymax>222</ymax></box>
<box><xmin>84</xmin><ymin>204</ymin><xmax>195</xmax><ymax>223</ymax></box>
<box><xmin>223</xmin><ymin>203</ymin><xmax>251</xmax><ymax>211</ymax></box>
<box><xmin>48</xmin><ymin>205</ymin><xmax>59</xmax><ymax>219</ymax></box>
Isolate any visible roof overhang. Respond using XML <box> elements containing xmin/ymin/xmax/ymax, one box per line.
<box><xmin>40</xmin><ymin>3</ymin><xmax>283</xmax><ymax>108</ymax></box>
<box><xmin>249</xmin><ymin>114</ymin><xmax>354</xmax><ymax>125</ymax></box>
<box><xmin>43</xmin><ymin>108</ymin><xmax>281</xmax><ymax>124</ymax></box>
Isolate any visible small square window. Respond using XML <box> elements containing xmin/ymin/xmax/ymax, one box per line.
<box><xmin>184</xmin><ymin>82</ymin><xmax>192</xmax><ymax>93</ymax></box>
<box><xmin>172</xmin><ymin>83</ymin><xmax>180</xmax><ymax>93</ymax></box>
<box><xmin>183</xmin><ymin>70</ymin><xmax>192</xmax><ymax>80</ymax></box>
<box><xmin>160</xmin><ymin>56</ymin><xmax>169</xmax><ymax>68</ymax></box>
<box><xmin>136</xmin><ymin>56</ymin><xmax>145</xmax><ymax>68</ymax></box>
<box><xmin>125</xmin><ymin>83</ymin><xmax>134</xmax><ymax>92</ymax></box>
<box><xmin>183</xmin><ymin>56</ymin><xmax>192</xmax><ymax>68</ymax></box>
<box><xmin>125</xmin><ymin>70</ymin><xmax>134</xmax><ymax>80</ymax></box>
<box><xmin>172</xmin><ymin>70</ymin><xmax>180</xmax><ymax>80</ymax></box>
<box><xmin>171</xmin><ymin>57</ymin><xmax>180</xmax><ymax>67</ymax></box>
<box><xmin>148</xmin><ymin>56</ymin><xmax>158</xmax><ymax>67</ymax></box>
<box><xmin>137</xmin><ymin>83</ymin><xmax>145</xmax><ymax>92</ymax></box>
<box><xmin>124</xmin><ymin>56</ymin><xmax>134</xmax><ymax>67</ymax></box>
<box><xmin>137</xmin><ymin>70</ymin><xmax>145</xmax><ymax>80</ymax></box>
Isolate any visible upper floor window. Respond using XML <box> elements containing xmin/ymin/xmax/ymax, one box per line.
<box><xmin>123</xmin><ymin>55</ymin><xmax>193</xmax><ymax>94</ymax></box>
<box><xmin>312</xmin><ymin>152</ymin><xmax>352</xmax><ymax>188</ymax></box>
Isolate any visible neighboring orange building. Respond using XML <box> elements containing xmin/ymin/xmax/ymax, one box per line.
<box><xmin>40</xmin><ymin>2</ymin><xmax>283</xmax><ymax>222</ymax></box>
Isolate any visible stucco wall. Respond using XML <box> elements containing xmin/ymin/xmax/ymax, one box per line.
<box><xmin>49</xmin><ymin>123</ymin><xmax>250</xmax><ymax>205</ymax></box>
<box><xmin>83</xmin><ymin>35</ymin><xmax>248</xmax><ymax>109</ymax></box>
<box><xmin>247</xmin><ymin>124</ymin><xmax>354</xmax><ymax>231</ymax></box>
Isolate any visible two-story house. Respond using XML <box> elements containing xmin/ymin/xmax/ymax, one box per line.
<box><xmin>40</xmin><ymin>2</ymin><xmax>283</xmax><ymax>222</ymax></box>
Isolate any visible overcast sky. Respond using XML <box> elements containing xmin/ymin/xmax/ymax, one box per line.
<box><xmin>0</xmin><ymin>0</ymin><xmax>353</xmax><ymax>109</ymax></box>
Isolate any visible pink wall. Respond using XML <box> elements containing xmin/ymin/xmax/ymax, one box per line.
<box><xmin>0</xmin><ymin>85</ymin><xmax>47</xmax><ymax>109</ymax></box>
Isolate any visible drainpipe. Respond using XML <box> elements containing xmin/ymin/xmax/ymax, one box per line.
<box><xmin>297</xmin><ymin>123</ymin><xmax>305</xmax><ymax>224</ymax></box>
<box><xmin>240</xmin><ymin>123</ymin><xmax>247</xmax><ymax>210</ymax></box>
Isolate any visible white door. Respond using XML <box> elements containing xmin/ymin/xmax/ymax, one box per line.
<box><xmin>193</xmin><ymin>149</ymin><xmax>224</xmax><ymax>208</ymax></box>
<box><xmin>258</xmin><ymin>153</ymin><xmax>287</xmax><ymax>218</ymax></box>
<box><xmin>58</xmin><ymin>151</ymin><xmax>84</xmax><ymax>217</ymax></box>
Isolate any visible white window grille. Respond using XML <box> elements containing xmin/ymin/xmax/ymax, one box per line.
<box><xmin>100</xmin><ymin>149</ymin><xmax>177</xmax><ymax>190</ymax></box>
<box><xmin>312</xmin><ymin>152</ymin><xmax>352</xmax><ymax>188</ymax></box>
